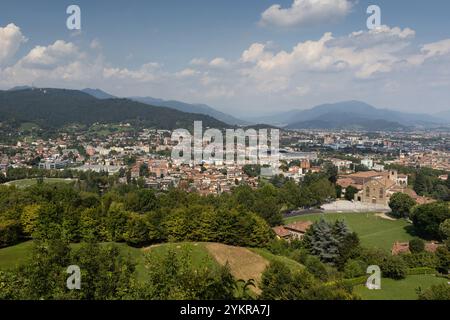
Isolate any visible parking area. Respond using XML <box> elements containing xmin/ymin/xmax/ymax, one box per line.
<box><xmin>320</xmin><ymin>200</ymin><xmax>390</xmax><ymax>213</ymax></box>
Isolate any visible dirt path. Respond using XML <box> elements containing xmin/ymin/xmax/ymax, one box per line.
<box><xmin>205</xmin><ymin>243</ymin><xmax>269</xmax><ymax>293</ymax></box>
<box><xmin>375</xmin><ymin>212</ymin><xmax>397</xmax><ymax>221</ymax></box>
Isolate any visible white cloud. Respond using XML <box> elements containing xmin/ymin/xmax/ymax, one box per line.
<box><xmin>241</xmin><ymin>43</ymin><xmax>270</xmax><ymax>63</ymax></box>
<box><xmin>209</xmin><ymin>57</ymin><xmax>231</xmax><ymax>68</ymax></box>
<box><xmin>103</xmin><ymin>62</ymin><xmax>163</xmax><ymax>82</ymax></box>
<box><xmin>260</xmin><ymin>0</ymin><xmax>354</xmax><ymax>27</ymax></box>
<box><xmin>20</xmin><ymin>40</ymin><xmax>82</xmax><ymax>69</ymax></box>
<box><xmin>175</xmin><ymin>68</ymin><xmax>198</xmax><ymax>78</ymax></box>
<box><xmin>2</xmin><ymin>22</ymin><xmax>450</xmax><ymax>116</ymax></box>
<box><xmin>244</xmin><ymin>26</ymin><xmax>418</xmax><ymax>79</ymax></box>
<box><xmin>0</xmin><ymin>23</ymin><xmax>27</xmax><ymax>66</ymax></box>
<box><xmin>190</xmin><ymin>58</ymin><xmax>208</xmax><ymax>66</ymax></box>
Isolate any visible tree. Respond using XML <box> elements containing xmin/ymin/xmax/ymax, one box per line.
<box><xmin>135</xmin><ymin>249</ymin><xmax>237</xmax><ymax>300</ymax></box>
<box><xmin>253</xmin><ymin>184</ymin><xmax>282</xmax><ymax>227</ymax></box>
<box><xmin>389</xmin><ymin>193</ymin><xmax>416</xmax><ymax>218</ymax></box>
<box><xmin>435</xmin><ymin>246</ymin><xmax>450</xmax><ymax>274</ymax></box>
<box><xmin>409</xmin><ymin>239</ymin><xmax>425</xmax><ymax>254</ymax></box>
<box><xmin>105</xmin><ymin>202</ymin><xmax>129</xmax><ymax>242</ymax></box>
<box><xmin>414</xmin><ymin>171</ymin><xmax>432</xmax><ymax>195</ymax></box>
<box><xmin>344</xmin><ymin>186</ymin><xmax>358</xmax><ymax>201</ymax></box>
<box><xmin>260</xmin><ymin>261</ymin><xmax>355</xmax><ymax>300</ymax></box>
<box><xmin>0</xmin><ymin>219</ymin><xmax>21</xmax><ymax>248</ymax></box>
<box><xmin>419</xmin><ymin>284</ymin><xmax>450</xmax><ymax>300</ymax></box>
<box><xmin>343</xmin><ymin>259</ymin><xmax>366</xmax><ymax>279</ymax></box>
<box><xmin>123</xmin><ymin>213</ymin><xmax>149</xmax><ymax>246</ymax></box>
<box><xmin>410</xmin><ymin>202</ymin><xmax>450</xmax><ymax>240</ymax></box>
<box><xmin>69</xmin><ymin>241</ymin><xmax>136</xmax><ymax>300</ymax></box>
<box><xmin>308</xmin><ymin>178</ymin><xmax>336</xmax><ymax>206</ymax></box>
<box><xmin>303</xmin><ymin>219</ymin><xmax>340</xmax><ymax>264</ymax></box>
<box><xmin>439</xmin><ymin>219</ymin><xmax>450</xmax><ymax>242</ymax></box>
<box><xmin>381</xmin><ymin>255</ymin><xmax>407</xmax><ymax>280</ymax></box>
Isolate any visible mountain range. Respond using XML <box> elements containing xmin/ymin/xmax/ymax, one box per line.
<box><xmin>0</xmin><ymin>88</ymin><xmax>227</xmax><ymax>130</ymax></box>
<box><xmin>3</xmin><ymin>87</ymin><xmax>449</xmax><ymax>131</ymax></box>
<box><xmin>80</xmin><ymin>88</ymin><xmax>247</xmax><ymax>126</ymax></box>
<box><xmin>247</xmin><ymin>101</ymin><xmax>449</xmax><ymax>130</ymax></box>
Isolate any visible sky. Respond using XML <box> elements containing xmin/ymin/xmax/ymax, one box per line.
<box><xmin>1</xmin><ymin>0</ymin><xmax>450</xmax><ymax>117</ymax></box>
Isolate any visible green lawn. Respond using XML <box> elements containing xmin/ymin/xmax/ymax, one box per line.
<box><xmin>0</xmin><ymin>241</ymin><xmax>34</xmax><ymax>270</ymax></box>
<box><xmin>4</xmin><ymin>178</ymin><xmax>75</xmax><ymax>189</ymax></box>
<box><xmin>143</xmin><ymin>242</ymin><xmax>219</xmax><ymax>270</ymax></box>
<box><xmin>355</xmin><ymin>275</ymin><xmax>449</xmax><ymax>300</ymax></box>
<box><xmin>250</xmin><ymin>248</ymin><xmax>304</xmax><ymax>272</ymax></box>
<box><xmin>285</xmin><ymin>212</ymin><xmax>415</xmax><ymax>251</ymax></box>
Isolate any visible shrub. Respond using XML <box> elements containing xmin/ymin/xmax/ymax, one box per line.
<box><xmin>304</xmin><ymin>255</ymin><xmax>329</xmax><ymax>281</ymax></box>
<box><xmin>402</xmin><ymin>252</ymin><xmax>439</xmax><ymax>269</ymax></box>
<box><xmin>410</xmin><ymin>202</ymin><xmax>450</xmax><ymax>240</ymax></box>
<box><xmin>406</xmin><ymin>267</ymin><xmax>436</xmax><ymax>276</ymax></box>
<box><xmin>343</xmin><ymin>259</ymin><xmax>366</xmax><ymax>279</ymax></box>
<box><xmin>418</xmin><ymin>284</ymin><xmax>450</xmax><ymax>300</ymax></box>
<box><xmin>389</xmin><ymin>193</ymin><xmax>416</xmax><ymax>218</ymax></box>
<box><xmin>381</xmin><ymin>255</ymin><xmax>407</xmax><ymax>280</ymax></box>
<box><xmin>0</xmin><ymin>220</ymin><xmax>21</xmax><ymax>248</ymax></box>
<box><xmin>409</xmin><ymin>239</ymin><xmax>425</xmax><ymax>254</ymax></box>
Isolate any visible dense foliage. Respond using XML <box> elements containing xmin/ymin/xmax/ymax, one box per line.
<box><xmin>0</xmin><ymin>89</ymin><xmax>226</xmax><ymax>130</ymax></box>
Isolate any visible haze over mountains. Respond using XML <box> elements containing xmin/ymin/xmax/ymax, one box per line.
<box><xmin>2</xmin><ymin>87</ymin><xmax>449</xmax><ymax>131</ymax></box>
<box><xmin>81</xmin><ymin>88</ymin><xmax>450</xmax><ymax>130</ymax></box>
<box><xmin>80</xmin><ymin>88</ymin><xmax>247</xmax><ymax>126</ymax></box>
<box><xmin>247</xmin><ymin>101</ymin><xmax>450</xmax><ymax>130</ymax></box>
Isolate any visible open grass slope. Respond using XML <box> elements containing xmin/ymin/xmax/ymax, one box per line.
<box><xmin>285</xmin><ymin>212</ymin><xmax>415</xmax><ymax>251</ymax></box>
<box><xmin>0</xmin><ymin>241</ymin><xmax>303</xmax><ymax>293</ymax></box>
<box><xmin>0</xmin><ymin>241</ymin><xmax>34</xmax><ymax>270</ymax></box>
<box><xmin>355</xmin><ymin>275</ymin><xmax>449</xmax><ymax>300</ymax></box>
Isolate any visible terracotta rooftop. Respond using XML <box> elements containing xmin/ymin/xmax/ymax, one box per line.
<box><xmin>347</xmin><ymin>171</ymin><xmax>385</xmax><ymax>179</ymax></box>
<box><xmin>392</xmin><ymin>241</ymin><xmax>442</xmax><ymax>255</ymax></box>
<box><xmin>272</xmin><ymin>226</ymin><xmax>290</xmax><ymax>238</ymax></box>
<box><xmin>284</xmin><ymin>221</ymin><xmax>313</xmax><ymax>233</ymax></box>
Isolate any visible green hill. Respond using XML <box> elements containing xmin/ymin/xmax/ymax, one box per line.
<box><xmin>0</xmin><ymin>241</ymin><xmax>303</xmax><ymax>292</ymax></box>
<box><xmin>0</xmin><ymin>88</ymin><xmax>227</xmax><ymax>130</ymax></box>
<box><xmin>285</xmin><ymin>212</ymin><xmax>415</xmax><ymax>251</ymax></box>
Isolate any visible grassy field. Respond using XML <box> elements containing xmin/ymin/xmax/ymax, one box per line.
<box><xmin>0</xmin><ymin>241</ymin><xmax>34</xmax><ymax>270</ymax></box>
<box><xmin>285</xmin><ymin>212</ymin><xmax>415</xmax><ymax>251</ymax></box>
<box><xmin>3</xmin><ymin>178</ymin><xmax>75</xmax><ymax>189</ymax></box>
<box><xmin>355</xmin><ymin>275</ymin><xmax>449</xmax><ymax>300</ymax></box>
<box><xmin>144</xmin><ymin>242</ymin><xmax>218</xmax><ymax>270</ymax></box>
<box><xmin>0</xmin><ymin>241</ymin><xmax>303</xmax><ymax>292</ymax></box>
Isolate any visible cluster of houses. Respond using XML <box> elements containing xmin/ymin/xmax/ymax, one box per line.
<box><xmin>337</xmin><ymin>170</ymin><xmax>435</xmax><ymax>206</ymax></box>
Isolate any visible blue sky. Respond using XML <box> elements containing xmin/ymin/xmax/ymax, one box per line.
<box><xmin>1</xmin><ymin>0</ymin><xmax>450</xmax><ymax>116</ymax></box>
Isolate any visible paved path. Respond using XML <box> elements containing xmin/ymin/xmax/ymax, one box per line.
<box><xmin>320</xmin><ymin>200</ymin><xmax>390</xmax><ymax>213</ymax></box>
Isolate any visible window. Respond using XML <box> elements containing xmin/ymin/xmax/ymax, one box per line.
<box><xmin>366</xmin><ymin>187</ymin><xmax>370</xmax><ymax>197</ymax></box>
<box><xmin>379</xmin><ymin>188</ymin><xmax>384</xmax><ymax>199</ymax></box>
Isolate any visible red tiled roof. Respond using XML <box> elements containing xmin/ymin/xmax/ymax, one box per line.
<box><xmin>285</xmin><ymin>221</ymin><xmax>313</xmax><ymax>233</ymax></box>
<box><xmin>392</xmin><ymin>242</ymin><xmax>410</xmax><ymax>255</ymax></box>
<box><xmin>392</xmin><ymin>241</ymin><xmax>442</xmax><ymax>255</ymax></box>
<box><xmin>272</xmin><ymin>226</ymin><xmax>290</xmax><ymax>238</ymax></box>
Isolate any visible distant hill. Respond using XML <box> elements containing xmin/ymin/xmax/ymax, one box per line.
<box><xmin>82</xmin><ymin>88</ymin><xmax>116</xmax><ymax>100</ymax></box>
<box><xmin>8</xmin><ymin>86</ymin><xmax>33</xmax><ymax>91</ymax></box>
<box><xmin>249</xmin><ymin>101</ymin><xmax>447</xmax><ymax>130</ymax></box>
<box><xmin>286</xmin><ymin>115</ymin><xmax>407</xmax><ymax>131</ymax></box>
<box><xmin>130</xmin><ymin>96</ymin><xmax>249</xmax><ymax>126</ymax></box>
<box><xmin>435</xmin><ymin>110</ymin><xmax>450</xmax><ymax>122</ymax></box>
<box><xmin>0</xmin><ymin>88</ymin><xmax>227</xmax><ymax>130</ymax></box>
